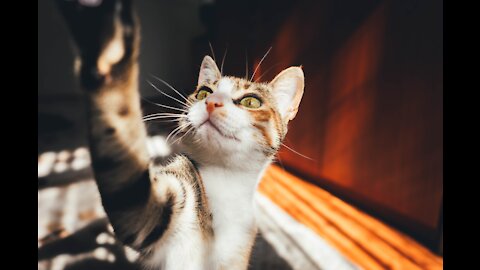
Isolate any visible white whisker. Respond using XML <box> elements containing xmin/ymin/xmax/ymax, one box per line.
<box><xmin>143</xmin><ymin>112</ymin><xmax>187</xmax><ymax>118</ymax></box>
<box><xmin>143</xmin><ymin>115</ymin><xmax>184</xmax><ymax>119</ymax></box>
<box><xmin>142</xmin><ymin>113</ymin><xmax>187</xmax><ymax>122</ymax></box>
<box><xmin>147</xmin><ymin>80</ymin><xmax>190</xmax><ymax>107</ymax></box>
<box><xmin>150</xmin><ymin>75</ymin><xmax>192</xmax><ymax>105</ymax></box>
<box><xmin>143</xmin><ymin>114</ymin><xmax>187</xmax><ymax>120</ymax></box>
<box><xmin>245</xmin><ymin>50</ymin><xmax>249</xmax><ymax>79</ymax></box>
<box><xmin>146</xmin><ymin>101</ymin><xmax>188</xmax><ymax>113</ymax></box>
<box><xmin>281</xmin><ymin>143</ymin><xmax>315</xmax><ymax>161</ymax></box>
<box><xmin>250</xmin><ymin>46</ymin><xmax>272</xmax><ymax>82</ymax></box>
<box><xmin>221</xmin><ymin>46</ymin><xmax>228</xmax><ymax>75</ymax></box>
<box><xmin>172</xmin><ymin>125</ymin><xmax>195</xmax><ymax>145</ymax></box>
<box><xmin>208</xmin><ymin>42</ymin><xmax>217</xmax><ymax>62</ymax></box>
<box><xmin>143</xmin><ymin>118</ymin><xmax>184</xmax><ymax>123</ymax></box>
<box><xmin>143</xmin><ymin>116</ymin><xmax>186</xmax><ymax>121</ymax></box>
<box><xmin>143</xmin><ymin>117</ymin><xmax>185</xmax><ymax>123</ymax></box>
<box><xmin>166</xmin><ymin>124</ymin><xmax>188</xmax><ymax>144</ymax></box>
<box><xmin>254</xmin><ymin>62</ymin><xmax>282</xmax><ymax>83</ymax></box>
<box><xmin>165</xmin><ymin>127</ymin><xmax>186</xmax><ymax>145</ymax></box>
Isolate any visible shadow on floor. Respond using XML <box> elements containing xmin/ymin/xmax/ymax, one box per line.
<box><xmin>38</xmin><ymin>217</ymin><xmax>292</xmax><ymax>270</ymax></box>
<box><xmin>38</xmin><ymin>97</ymin><xmax>292</xmax><ymax>270</ymax></box>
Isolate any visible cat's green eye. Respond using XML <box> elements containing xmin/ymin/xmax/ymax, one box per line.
<box><xmin>240</xmin><ymin>96</ymin><xmax>262</xmax><ymax>109</ymax></box>
<box><xmin>196</xmin><ymin>89</ymin><xmax>211</xmax><ymax>100</ymax></box>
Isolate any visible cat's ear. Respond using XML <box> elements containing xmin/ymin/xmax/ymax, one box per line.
<box><xmin>198</xmin><ymin>55</ymin><xmax>221</xmax><ymax>86</ymax></box>
<box><xmin>269</xmin><ymin>66</ymin><xmax>305</xmax><ymax>121</ymax></box>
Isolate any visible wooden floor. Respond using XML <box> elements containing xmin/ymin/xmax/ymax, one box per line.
<box><xmin>258</xmin><ymin>165</ymin><xmax>443</xmax><ymax>270</ymax></box>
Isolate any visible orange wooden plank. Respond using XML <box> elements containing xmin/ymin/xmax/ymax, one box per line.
<box><xmin>268</xmin><ymin>169</ymin><xmax>424</xmax><ymax>270</ymax></box>
<box><xmin>258</xmin><ymin>165</ymin><xmax>443</xmax><ymax>270</ymax></box>
<box><xmin>268</xmin><ymin>165</ymin><xmax>443</xmax><ymax>268</ymax></box>
<box><xmin>260</xmin><ymin>174</ymin><xmax>386</xmax><ymax>270</ymax></box>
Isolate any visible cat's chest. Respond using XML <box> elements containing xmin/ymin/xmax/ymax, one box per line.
<box><xmin>199</xmin><ymin>167</ymin><xmax>258</xmax><ymax>228</ymax></box>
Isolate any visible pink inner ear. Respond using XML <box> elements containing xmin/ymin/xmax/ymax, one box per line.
<box><xmin>270</xmin><ymin>67</ymin><xmax>305</xmax><ymax>121</ymax></box>
<box><xmin>288</xmin><ymin>76</ymin><xmax>305</xmax><ymax>120</ymax></box>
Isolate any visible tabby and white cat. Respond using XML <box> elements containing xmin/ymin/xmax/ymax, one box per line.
<box><xmin>57</xmin><ymin>0</ymin><xmax>304</xmax><ymax>269</ymax></box>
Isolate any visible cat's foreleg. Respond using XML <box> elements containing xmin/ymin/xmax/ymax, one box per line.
<box><xmin>56</xmin><ymin>0</ymin><xmax>182</xmax><ymax>251</ymax></box>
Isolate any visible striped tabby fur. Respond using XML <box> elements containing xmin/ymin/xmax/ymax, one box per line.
<box><xmin>57</xmin><ymin>0</ymin><xmax>304</xmax><ymax>269</ymax></box>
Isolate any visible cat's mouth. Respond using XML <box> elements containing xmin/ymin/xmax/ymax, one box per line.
<box><xmin>199</xmin><ymin>120</ymin><xmax>240</xmax><ymax>141</ymax></box>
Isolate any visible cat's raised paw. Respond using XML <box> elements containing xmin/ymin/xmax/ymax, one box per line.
<box><xmin>56</xmin><ymin>0</ymin><xmax>138</xmax><ymax>90</ymax></box>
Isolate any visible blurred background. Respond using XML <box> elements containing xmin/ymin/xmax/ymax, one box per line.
<box><xmin>38</xmin><ymin>0</ymin><xmax>443</xmax><ymax>269</ymax></box>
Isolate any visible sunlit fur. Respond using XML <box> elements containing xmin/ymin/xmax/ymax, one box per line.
<box><xmin>180</xmin><ymin>76</ymin><xmax>286</xmax><ymax>168</ymax></box>
<box><xmin>155</xmin><ymin>55</ymin><xmax>305</xmax><ymax>269</ymax></box>
<box><xmin>60</xmin><ymin>0</ymin><xmax>304</xmax><ymax>266</ymax></box>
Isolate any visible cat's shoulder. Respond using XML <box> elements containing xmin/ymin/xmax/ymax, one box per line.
<box><xmin>151</xmin><ymin>154</ymin><xmax>201</xmax><ymax>181</ymax></box>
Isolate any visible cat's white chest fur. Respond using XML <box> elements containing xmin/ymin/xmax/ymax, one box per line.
<box><xmin>200</xmin><ymin>165</ymin><xmax>264</xmax><ymax>268</ymax></box>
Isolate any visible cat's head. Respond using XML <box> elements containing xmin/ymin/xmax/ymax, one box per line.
<box><xmin>180</xmin><ymin>55</ymin><xmax>304</xmax><ymax>167</ymax></box>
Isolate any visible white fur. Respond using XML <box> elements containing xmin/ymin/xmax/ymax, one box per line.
<box><xmin>169</xmin><ymin>75</ymin><xmax>274</xmax><ymax>269</ymax></box>
<box><xmin>144</xmin><ymin>173</ymin><xmax>208</xmax><ymax>269</ymax></box>
<box><xmin>144</xmin><ymin>164</ymin><xmax>269</xmax><ymax>269</ymax></box>
<box><xmin>217</xmin><ymin>78</ymin><xmax>235</xmax><ymax>95</ymax></box>
<box><xmin>184</xmin><ymin>78</ymin><xmax>263</xmax><ymax>167</ymax></box>
<box><xmin>145</xmin><ymin>61</ymin><xmax>299</xmax><ymax>268</ymax></box>
<box><xmin>200</xmin><ymin>165</ymin><xmax>267</xmax><ymax>269</ymax></box>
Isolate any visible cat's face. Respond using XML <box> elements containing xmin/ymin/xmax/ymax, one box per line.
<box><xmin>180</xmin><ymin>56</ymin><xmax>304</xmax><ymax>166</ymax></box>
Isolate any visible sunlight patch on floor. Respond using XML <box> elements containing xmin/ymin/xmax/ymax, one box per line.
<box><xmin>38</xmin><ymin>136</ymin><xmax>171</xmax><ymax>179</ymax></box>
<box><xmin>255</xmin><ymin>193</ymin><xmax>358</xmax><ymax>270</ymax></box>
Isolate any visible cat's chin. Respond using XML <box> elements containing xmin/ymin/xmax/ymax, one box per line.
<box><xmin>198</xmin><ymin>120</ymin><xmax>240</xmax><ymax>142</ymax></box>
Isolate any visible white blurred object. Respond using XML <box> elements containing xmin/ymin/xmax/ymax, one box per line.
<box><xmin>147</xmin><ymin>135</ymin><xmax>171</xmax><ymax>158</ymax></box>
<box><xmin>38</xmin><ymin>136</ymin><xmax>170</xmax><ymax>178</ymax></box>
<box><xmin>96</xmin><ymin>232</ymin><xmax>116</xmax><ymax>245</ymax></box>
<box><xmin>53</xmin><ymin>161</ymin><xmax>69</xmax><ymax>174</ymax></box>
<box><xmin>73</xmin><ymin>147</ymin><xmax>89</xmax><ymax>159</ymax></box>
<box><xmin>57</xmin><ymin>150</ymin><xmax>71</xmax><ymax>162</ymax></box>
<box><xmin>124</xmin><ymin>246</ymin><xmax>140</xmax><ymax>262</ymax></box>
<box><xmin>38</xmin><ymin>152</ymin><xmax>56</xmax><ymax>178</ymax></box>
<box><xmin>79</xmin><ymin>0</ymin><xmax>103</xmax><ymax>7</ymax></box>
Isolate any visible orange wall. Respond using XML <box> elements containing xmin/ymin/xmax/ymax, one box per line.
<box><xmin>252</xmin><ymin>0</ymin><xmax>443</xmax><ymax>248</ymax></box>
<box><xmin>204</xmin><ymin>0</ymin><xmax>442</xmax><ymax>249</ymax></box>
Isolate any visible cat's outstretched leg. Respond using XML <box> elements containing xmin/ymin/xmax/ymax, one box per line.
<box><xmin>57</xmin><ymin>0</ymin><xmax>149</xmax><ymax>189</ymax></box>
<box><xmin>56</xmin><ymin>0</ymin><xmax>153</xmax><ymax>245</ymax></box>
<box><xmin>56</xmin><ymin>1</ymin><xmax>211</xmax><ymax>256</ymax></box>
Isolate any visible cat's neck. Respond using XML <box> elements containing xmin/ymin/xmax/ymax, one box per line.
<box><xmin>198</xmin><ymin>160</ymin><xmax>270</xmax><ymax>227</ymax></box>
<box><xmin>181</xmin><ymin>143</ymin><xmax>272</xmax><ymax>206</ymax></box>
<box><xmin>199</xmin><ymin>162</ymin><xmax>269</xmax><ymax>268</ymax></box>
<box><xmin>199</xmin><ymin>160</ymin><xmax>270</xmax><ymax>192</ymax></box>
<box><xmin>182</xmin><ymin>143</ymin><xmax>271</xmax><ymax>172</ymax></box>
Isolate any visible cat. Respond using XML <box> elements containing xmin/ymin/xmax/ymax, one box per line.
<box><xmin>56</xmin><ymin>0</ymin><xmax>304</xmax><ymax>269</ymax></box>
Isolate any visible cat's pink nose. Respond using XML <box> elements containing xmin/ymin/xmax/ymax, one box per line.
<box><xmin>206</xmin><ymin>96</ymin><xmax>224</xmax><ymax>114</ymax></box>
